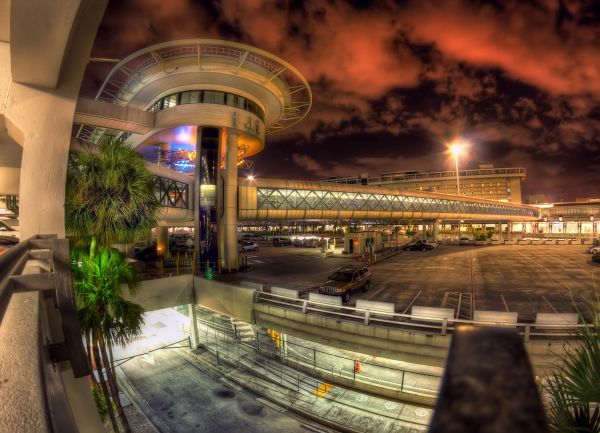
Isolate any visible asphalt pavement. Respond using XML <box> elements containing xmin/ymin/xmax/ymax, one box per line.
<box><xmin>229</xmin><ymin>242</ymin><xmax>599</xmax><ymax>322</ymax></box>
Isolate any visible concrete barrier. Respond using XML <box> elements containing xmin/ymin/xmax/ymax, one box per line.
<box><xmin>241</xmin><ymin>280</ymin><xmax>263</xmax><ymax>292</ymax></box>
<box><xmin>195</xmin><ymin>277</ymin><xmax>256</xmax><ymax>323</ymax></box>
<box><xmin>308</xmin><ymin>292</ymin><xmax>342</xmax><ymax>306</ymax></box>
<box><xmin>124</xmin><ymin>274</ymin><xmax>194</xmax><ymax>311</ymax></box>
<box><xmin>473</xmin><ymin>310</ymin><xmax>518</xmax><ymax>327</ymax></box>
<box><xmin>270</xmin><ymin>286</ymin><xmax>299</xmax><ymax>299</ymax></box>
<box><xmin>411</xmin><ymin>306</ymin><xmax>454</xmax><ymax>322</ymax></box>
<box><xmin>535</xmin><ymin>313</ymin><xmax>578</xmax><ymax>329</ymax></box>
<box><xmin>356</xmin><ymin>300</ymin><xmax>395</xmax><ymax>313</ymax></box>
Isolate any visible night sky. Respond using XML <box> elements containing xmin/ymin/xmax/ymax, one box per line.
<box><xmin>81</xmin><ymin>0</ymin><xmax>600</xmax><ymax>202</ymax></box>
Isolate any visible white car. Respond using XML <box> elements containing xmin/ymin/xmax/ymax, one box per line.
<box><xmin>588</xmin><ymin>244</ymin><xmax>600</xmax><ymax>255</ymax></box>
<box><xmin>239</xmin><ymin>240</ymin><xmax>259</xmax><ymax>252</ymax></box>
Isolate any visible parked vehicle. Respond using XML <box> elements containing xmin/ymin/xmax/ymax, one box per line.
<box><xmin>404</xmin><ymin>240</ymin><xmax>438</xmax><ymax>251</ymax></box>
<box><xmin>292</xmin><ymin>238</ymin><xmax>304</xmax><ymax>247</ymax></box>
<box><xmin>239</xmin><ymin>240</ymin><xmax>259</xmax><ymax>252</ymax></box>
<box><xmin>239</xmin><ymin>233</ymin><xmax>263</xmax><ymax>242</ymax></box>
<box><xmin>302</xmin><ymin>238</ymin><xmax>321</xmax><ymax>248</ymax></box>
<box><xmin>459</xmin><ymin>237</ymin><xmax>475</xmax><ymax>246</ymax></box>
<box><xmin>588</xmin><ymin>244</ymin><xmax>600</xmax><ymax>255</ymax></box>
<box><xmin>593</xmin><ymin>252</ymin><xmax>600</xmax><ymax>263</ymax></box>
<box><xmin>319</xmin><ymin>265</ymin><xmax>371</xmax><ymax>303</ymax></box>
<box><xmin>272</xmin><ymin>237</ymin><xmax>292</xmax><ymax>247</ymax></box>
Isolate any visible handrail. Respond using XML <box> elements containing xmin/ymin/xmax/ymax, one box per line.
<box><xmin>256</xmin><ymin>291</ymin><xmax>594</xmax><ymax>342</ymax></box>
<box><xmin>0</xmin><ymin>235</ymin><xmax>90</xmax><ymax>433</ymax></box>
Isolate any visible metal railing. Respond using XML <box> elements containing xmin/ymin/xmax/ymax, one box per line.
<box><xmin>256</xmin><ymin>291</ymin><xmax>594</xmax><ymax>342</ymax></box>
<box><xmin>0</xmin><ymin>235</ymin><xmax>90</xmax><ymax>433</ymax></box>
<box><xmin>194</xmin><ymin>311</ymin><xmax>440</xmax><ymax>400</ymax></box>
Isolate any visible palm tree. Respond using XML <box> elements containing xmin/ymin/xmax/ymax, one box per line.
<box><xmin>66</xmin><ymin>136</ymin><xmax>159</xmax><ymax>432</ymax></box>
<box><xmin>544</xmin><ymin>316</ymin><xmax>600</xmax><ymax>432</ymax></box>
<box><xmin>66</xmin><ymin>136</ymin><xmax>159</xmax><ymax>256</ymax></box>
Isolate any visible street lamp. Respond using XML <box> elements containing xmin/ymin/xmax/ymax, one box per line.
<box><xmin>450</xmin><ymin>142</ymin><xmax>463</xmax><ymax>195</ymax></box>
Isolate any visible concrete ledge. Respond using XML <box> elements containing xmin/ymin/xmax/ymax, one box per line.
<box><xmin>254</xmin><ymin>303</ymin><xmax>451</xmax><ymax>368</ymax></box>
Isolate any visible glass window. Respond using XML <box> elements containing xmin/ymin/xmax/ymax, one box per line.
<box><xmin>236</xmin><ymin>95</ymin><xmax>246</xmax><ymax>109</ymax></box>
<box><xmin>226</xmin><ymin>93</ymin><xmax>235</xmax><ymax>106</ymax></box>
<box><xmin>165</xmin><ymin>94</ymin><xmax>177</xmax><ymax>108</ymax></box>
<box><xmin>203</xmin><ymin>90</ymin><xmax>225</xmax><ymax>104</ymax></box>
<box><xmin>189</xmin><ymin>91</ymin><xmax>200</xmax><ymax>104</ymax></box>
<box><xmin>180</xmin><ymin>91</ymin><xmax>191</xmax><ymax>105</ymax></box>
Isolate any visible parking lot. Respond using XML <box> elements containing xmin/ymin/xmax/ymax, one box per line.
<box><xmin>232</xmin><ymin>242</ymin><xmax>600</xmax><ymax>322</ymax></box>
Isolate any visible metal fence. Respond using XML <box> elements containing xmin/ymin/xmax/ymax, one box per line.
<box><xmin>256</xmin><ymin>292</ymin><xmax>595</xmax><ymax>342</ymax></box>
<box><xmin>194</xmin><ymin>310</ymin><xmax>440</xmax><ymax>398</ymax></box>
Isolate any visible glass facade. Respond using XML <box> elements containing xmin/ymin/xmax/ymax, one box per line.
<box><xmin>256</xmin><ymin>188</ymin><xmax>538</xmax><ymax>218</ymax></box>
<box><xmin>148</xmin><ymin>89</ymin><xmax>265</xmax><ymax>121</ymax></box>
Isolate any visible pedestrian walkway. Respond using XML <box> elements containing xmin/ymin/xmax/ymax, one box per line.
<box><xmin>192</xmin><ymin>309</ymin><xmax>435</xmax><ymax>432</ymax></box>
<box><xmin>181</xmin><ymin>344</ymin><xmax>430</xmax><ymax>433</ymax></box>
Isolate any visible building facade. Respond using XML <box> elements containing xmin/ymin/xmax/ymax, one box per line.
<box><xmin>324</xmin><ymin>165</ymin><xmax>526</xmax><ymax>203</ymax></box>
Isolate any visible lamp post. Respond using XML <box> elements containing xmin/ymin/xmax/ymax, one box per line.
<box><xmin>450</xmin><ymin>143</ymin><xmax>463</xmax><ymax>196</ymax></box>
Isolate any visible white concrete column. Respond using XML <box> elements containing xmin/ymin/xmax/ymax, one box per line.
<box><xmin>156</xmin><ymin>226</ymin><xmax>169</xmax><ymax>256</ymax></box>
<box><xmin>222</xmin><ymin>129</ymin><xmax>239</xmax><ymax>269</ymax></box>
<box><xmin>432</xmin><ymin>220</ymin><xmax>439</xmax><ymax>241</ymax></box>
<box><xmin>2</xmin><ymin>0</ymin><xmax>108</xmax><ymax>239</ymax></box>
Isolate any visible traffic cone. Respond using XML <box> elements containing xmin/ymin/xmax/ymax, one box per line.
<box><xmin>354</xmin><ymin>359</ymin><xmax>362</xmax><ymax>373</ymax></box>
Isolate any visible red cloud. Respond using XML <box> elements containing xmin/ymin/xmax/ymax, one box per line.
<box><xmin>400</xmin><ymin>0</ymin><xmax>600</xmax><ymax>99</ymax></box>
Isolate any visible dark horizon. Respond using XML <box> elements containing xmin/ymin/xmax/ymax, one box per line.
<box><xmin>82</xmin><ymin>0</ymin><xmax>600</xmax><ymax>202</ymax></box>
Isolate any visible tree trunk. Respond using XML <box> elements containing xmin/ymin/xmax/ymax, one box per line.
<box><xmin>92</xmin><ymin>335</ymin><xmax>120</xmax><ymax>433</ymax></box>
<box><xmin>85</xmin><ymin>331</ymin><xmax>100</xmax><ymax>389</ymax></box>
<box><xmin>99</xmin><ymin>333</ymin><xmax>132</xmax><ymax>433</ymax></box>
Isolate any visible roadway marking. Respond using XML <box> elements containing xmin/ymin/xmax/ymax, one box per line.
<box><xmin>313</xmin><ymin>383</ymin><xmax>334</xmax><ymax>398</ymax></box>
<box><xmin>422</xmin><ymin>266</ymin><xmax>456</xmax><ymax>270</ymax></box>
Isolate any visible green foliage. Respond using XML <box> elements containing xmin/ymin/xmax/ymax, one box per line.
<box><xmin>65</xmin><ymin>136</ymin><xmax>159</xmax><ymax>248</ymax></box>
<box><xmin>91</xmin><ymin>385</ymin><xmax>109</xmax><ymax>421</ymax></box>
<box><xmin>71</xmin><ymin>247</ymin><xmax>144</xmax><ymax>347</ymax></box>
<box><xmin>545</xmin><ymin>318</ymin><xmax>600</xmax><ymax>432</ymax></box>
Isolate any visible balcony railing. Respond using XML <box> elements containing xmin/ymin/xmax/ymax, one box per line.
<box><xmin>0</xmin><ymin>235</ymin><xmax>91</xmax><ymax>433</ymax></box>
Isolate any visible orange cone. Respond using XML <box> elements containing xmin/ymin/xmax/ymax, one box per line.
<box><xmin>354</xmin><ymin>359</ymin><xmax>362</xmax><ymax>373</ymax></box>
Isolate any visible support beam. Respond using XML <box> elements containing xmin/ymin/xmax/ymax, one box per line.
<box><xmin>222</xmin><ymin>129</ymin><xmax>239</xmax><ymax>269</ymax></box>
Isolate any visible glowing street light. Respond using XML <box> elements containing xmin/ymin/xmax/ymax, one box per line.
<box><xmin>247</xmin><ymin>174</ymin><xmax>255</xmax><ymax>181</ymax></box>
<box><xmin>449</xmin><ymin>141</ymin><xmax>463</xmax><ymax>195</ymax></box>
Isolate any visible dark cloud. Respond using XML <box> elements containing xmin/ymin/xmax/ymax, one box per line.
<box><xmin>83</xmin><ymin>0</ymin><xmax>600</xmax><ymax>201</ymax></box>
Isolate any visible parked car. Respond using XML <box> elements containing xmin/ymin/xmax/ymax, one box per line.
<box><xmin>239</xmin><ymin>240</ymin><xmax>259</xmax><ymax>252</ymax></box>
<box><xmin>588</xmin><ymin>244</ymin><xmax>600</xmax><ymax>255</ymax></box>
<box><xmin>239</xmin><ymin>233</ymin><xmax>263</xmax><ymax>243</ymax></box>
<box><xmin>593</xmin><ymin>252</ymin><xmax>600</xmax><ymax>263</ymax></box>
<box><xmin>404</xmin><ymin>240</ymin><xmax>438</xmax><ymax>251</ymax></box>
<box><xmin>292</xmin><ymin>238</ymin><xmax>304</xmax><ymax>247</ymax></box>
<box><xmin>319</xmin><ymin>265</ymin><xmax>371</xmax><ymax>303</ymax></box>
<box><xmin>302</xmin><ymin>238</ymin><xmax>321</xmax><ymax>248</ymax></box>
<box><xmin>459</xmin><ymin>237</ymin><xmax>475</xmax><ymax>246</ymax></box>
<box><xmin>273</xmin><ymin>237</ymin><xmax>292</xmax><ymax>246</ymax></box>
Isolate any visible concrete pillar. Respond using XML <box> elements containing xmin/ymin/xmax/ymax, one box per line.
<box><xmin>2</xmin><ymin>0</ymin><xmax>108</xmax><ymax>239</ymax></box>
<box><xmin>498</xmin><ymin>222</ymin><xmax>503</xmax><ymax>242</ymax></box>
<box><xmin>221</xmin><ymin>129</ymin><xmax>239</xmax><ymax>268</ymax></box>
<box><xmin>156</xmin><ymin>226</ymin><xmax>169</xmax><ymax>256</ymax></box>
<box><xmin>432</xmin><ymin>220</ymin><xmax>439</xmax><ymax>241</ymax></box>
<box><xmin>187</xmin><ymin>304</ymin><xmax>199</xmax><ymax>349</ymax></box>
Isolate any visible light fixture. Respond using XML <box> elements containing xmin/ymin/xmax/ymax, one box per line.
<box><xmin>247</xmin><ymin>175</ymin><xmax>254</xmax><ymax>181</ymax></box>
